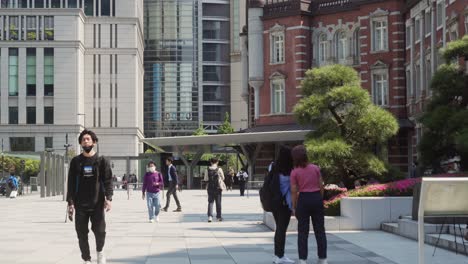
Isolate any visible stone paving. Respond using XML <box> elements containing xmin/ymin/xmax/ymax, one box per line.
<box><xmin>0</xmin><ymin>189</ymin><xmax>467</xmax><ymax>264</ymax></box>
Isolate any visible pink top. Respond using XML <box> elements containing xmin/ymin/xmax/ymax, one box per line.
<box><xmin>290</xmin><ymin>163</ymin><xmax>321</xmax><ymax>192</ymax></box>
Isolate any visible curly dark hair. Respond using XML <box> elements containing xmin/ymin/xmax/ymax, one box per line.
<box><xmin>78</xmin><ymin>129</ymin><xmax>98</xmax><ymax>144</ymax></box>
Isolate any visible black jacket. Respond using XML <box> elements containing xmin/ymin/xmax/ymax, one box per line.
<box><xmin>167</xmin><ymin>165</ymin><xmax>179</xmax><ymax>185</ymax></box>
<box><xmin>66</xmin><ymin>154</ymin><xmax>113</xmax><ymax>206</ymax></box>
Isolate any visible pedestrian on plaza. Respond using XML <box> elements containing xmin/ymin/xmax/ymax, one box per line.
<box><xmin>236</xmin><ymin>168</ymin><xmax>248</xmax><ymax>196</ymax></box>
<box><xmin>162</xmin><ymin>157</ymin><xmax>182</xmax><ymax>212</ymax></box>
<box><xmin>142</xmin><ymin>161</ymin><xmax>164</xmax><ymax>223</ymax></box>
<box><xmin>122</xmin><ymin>174</ymin><xmax>128</xmax><ymax>190</ymax></box>
<box><xmin>225</xmin><ymin>167</ymin><xmax>235</xmax><ymax>191</ymax></box>
<box><xmin>291</xmin><ymin>145</ymin><xmax>328</xmax><ymax>264</ymax></box>
<box><xmin>112</xmin><ymin>175</ymin><xmax>117</xmax><ymax>189</ymax></box>
<box><xmin>7</xmin><ymin>169</ymin><xmax>19</xmax><ymax>198</ymax></box>
<box><xmin>66</xmin><ymin>129</ymin><xmax>113</xmax><ymax>264</ymax></box>
<box><xmin>204</xmin><ymin>157</ymin><xmax>226</xmax><ymax>222</ymax></box>
<box><xmin>270</xmin><ymin>146</ymin><xmax>295</xmax><ymax>264</ymax></box>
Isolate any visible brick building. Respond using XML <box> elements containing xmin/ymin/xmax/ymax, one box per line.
<box><xmin>244</xmin><ymin>0</ymin><xmax>467</xmax><ymax>178</ymax></box>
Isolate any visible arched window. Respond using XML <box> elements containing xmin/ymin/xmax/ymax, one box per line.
<box><xmin>318</xmin><ymin>34</ymin><xmax>328</xmax><ymax>64</ymax></box>
<box><xmin>337</xmin><ymin>31</ymin><xmax>347</xmax><ymax>61</ymax></box>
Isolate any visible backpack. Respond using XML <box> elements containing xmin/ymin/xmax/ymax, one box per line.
<box><xmin>207</xmin><ymin>168</ymin><xmax>220</xmax><ymax>191</ymax></box>
<box><xmin>259</xmin><ymin>171</ymin><xmax>274</xmax><ymax>212</ymax></box>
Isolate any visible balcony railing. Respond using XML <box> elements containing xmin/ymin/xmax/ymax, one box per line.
<box><xmin>263</xmin><ymin>0</ymin><xmax>311</xmax><ymax>18</ymax></box>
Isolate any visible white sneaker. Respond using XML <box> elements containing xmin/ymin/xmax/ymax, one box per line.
<box><xmin>156</xmin><ymin>216</ymin><xmax>160</xmax><ymax>222</ymax></box>
<box><xmin>208</xmin><ymin>216</ymin><xmax>213</xmax><ymax>222</ymax></box>
<box><xmin>97</xmin><ymin>251</ymin><xmax>106</xmax><ymax>264</ymax></box>
<box><xmin>149</xmin><ymin>219</ymin><xmax>154</xmax><ymax>223</ymax></box>
<box><xmin>298</xmin><ymin>260</ymin><xmax>307</xmax><ymax>264</ymax></box>
<box><xmin>280</xmin><ymin>256</ymin><xmax>295</xmax><ymax>263</ymax></box>
<box><xmin>273</xmin><ymin>256</ymin><xmax>295</xmax><ymax>264</ymax></box>
<box><xmin>317</xmin><ymin>259</ymin><xmax>328</xmax><ymax>264</ymax></box>
<box><xmin>84</xmin><ymin>261</ymin><xmax>92</xmax><ymax>264</ymax></box>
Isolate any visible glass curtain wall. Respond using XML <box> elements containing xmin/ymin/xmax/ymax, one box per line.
<box><xmin>202</xmin><ymin>2</ymin><xmax>230</xmax><ymax>132</ymax></box>
<box><xmin>144</xmin><ymin>0</ymin><xmax>199</xmax><ymax>137</ymax></box>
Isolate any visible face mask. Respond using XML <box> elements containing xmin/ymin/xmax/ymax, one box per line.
<box><xmin>82</xmin><ymin>145</ymin><xmax>93</xmax><ymax>153</ymax></box>
<box><xmin>148</xmin><ymin>166</ymin><xmax>156</xmax><ymax>173</ymax></box>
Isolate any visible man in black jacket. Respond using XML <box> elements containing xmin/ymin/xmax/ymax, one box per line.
<box><xmin>162</xmin><ymin>157</ymin><xmax>182</xmax><ymax>212</ymax></box>
<box><xmin>67</xmin><ymin>129</ymin><xmax>113</xmax><ymax>264</ymax></box>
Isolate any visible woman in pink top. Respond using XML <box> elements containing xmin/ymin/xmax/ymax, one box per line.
<box><xmin>290</xmin><ymin>145</ymin><xmax>327</xmax><ymax>264</ymax></box>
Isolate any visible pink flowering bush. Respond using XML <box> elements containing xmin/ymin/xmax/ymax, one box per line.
<box><xmin>323</xmin><ymin>184</ymin><xmax>347</xmax><ymax>200</ymax></box>
<box><xmin>324</xmin><ymin>178</ymin><xmax>421</xmax><ymax>216</ymax></box>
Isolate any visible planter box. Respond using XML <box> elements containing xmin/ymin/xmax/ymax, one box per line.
<box><xmin>263</xmin><ymin>196</ymin><xmax>413</xmax><ymax>231</ymax></box>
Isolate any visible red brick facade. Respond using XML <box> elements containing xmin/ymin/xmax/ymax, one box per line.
<box><xmin>250</xmin><ymin>0</ymin><xmax>467</xmax><ymax>175</ymax></box>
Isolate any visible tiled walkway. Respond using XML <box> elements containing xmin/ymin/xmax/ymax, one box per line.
<box><xmin>0</xmin><ymin>190</ymin><xmax>466</xmax><ymax>264</ymax></box>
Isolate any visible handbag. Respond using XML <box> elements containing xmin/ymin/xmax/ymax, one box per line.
<box><xmin>10</xmin><ymin>190</ymin><xmax>18</xmax><ymax>198</ymax></box>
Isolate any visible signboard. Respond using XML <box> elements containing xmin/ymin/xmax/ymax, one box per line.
<box><xmin>418</xmin><ymin>177</ymin><xmax>468</xmax><ymax>264</ymax></box>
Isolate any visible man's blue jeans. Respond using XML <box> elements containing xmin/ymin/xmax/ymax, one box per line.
<box><xmin>146</xmin><ymin>192</ymin><xmax>161</xmax><ymax>220</ymax></box>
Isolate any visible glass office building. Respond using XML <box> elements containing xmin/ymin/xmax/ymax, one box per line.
<box><xmin>144</xmin><ymin>0</ymin><xmax>200</xmax><ymax>137</ymax></box>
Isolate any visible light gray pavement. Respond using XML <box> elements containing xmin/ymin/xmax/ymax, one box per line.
<box><xmin>0</xmin><ymin>189</ymin><xmax>467</xmax><ymax>264</ymax></box>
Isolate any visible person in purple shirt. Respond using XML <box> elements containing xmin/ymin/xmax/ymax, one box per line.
<box><xmin>142</xmin><ymin>161</ymin><xmax>164</xmax><ymax>223</ymax></box>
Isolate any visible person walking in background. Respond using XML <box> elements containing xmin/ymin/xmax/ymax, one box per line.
<box><xmin>270</xmin><ymin>146</ymin><xmax>295</xmax><ymax>264</ymax></box>
<box><xmin>67</xmin><ymin>129</ymin><xmax>113</xmax><ymax>264</ymax></box>
<box><xmin>7</xmin><ymin>169</ymin><xmax>19</xmax><ymax>198</ymax></box>
<box><xmin>236</xmin><ymin>168</ymin><xmax>248</xmax><ymax>196</ymax></box>
<box><xmin>225</xmin><ymin>167</ymin><xmax>234</xmax><ymax>191</ymax></box>
<box><xmin>162</xmin><ymin>157</ymin><xmax>182</xmax><ymax>212</ymax></box>
<box><xmin>142</xmin><ymin>161</ymin><xmax>164</xmax><ymax>223</ymax></box>
<box><xmin>204</xmin><ymin>157</ymin><xmax>226</xmax><ymax>222</ymax></box>
<box><xmin>291</xmin><ymin>145</ymin><xmax>328</xmax><ymax>264</ymax></box>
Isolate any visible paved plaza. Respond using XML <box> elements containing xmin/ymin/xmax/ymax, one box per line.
<box><xmin>0</xmin><ymin>189</ymin><xmax>467</xmax><ymax>264</ymax></box>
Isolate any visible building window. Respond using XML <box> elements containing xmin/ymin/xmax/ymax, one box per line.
<box><xmin>26</xmin><ymin>16</ymin><xmax>37</xmax><ymax>40</ymax></box>
<box><xmin>425</xmin><ymin>11</ymin><xmax>431</xmax><ymax>35</ymax></box>
<box><xmin>318</xmin><ymin>34</ymin><xmax>327</xmax><ymax>64</ymax></box>
<box><xmin>406</xmin><ymin>25</ymin><xmax>411</xmax><ymax>47</ymax></box>
<box><xmin>270</xmin><ymin>32</ymin><xmax>285</xmax><ymax>64</ymax></box>
<box><xmin>69</xmin><ymin>0</ymin><xmax>78</xmax><ymax>8</ymax></box>
<box><xmin>426</xmin><ymin>57</ymin><xmax>432</xmax><ymax>90</ymax></box>
<box><xmin>337</xmin><ymin>31</ymin><xmax>347</xmax><ymax>61</ymax></box>
<box><xmin>9</xmin><ymin>107</ymin><xmax>18</xmax><ymax>124</ymax></box>
<box><xmin>44</xmin><ymin>48</ymin><xmax>54</xmax><ymax>96</ymax></box>
<box><xmin>353</xmin><ymin>28</ymin><xmax>361</xmax><ymax>64</ymax></box>
<box><xmin>9</xmin><ymin>48</ymin><xmax>18</xmax><ymax>96</ymax></box>
<box><xmin>203</xmin><ymin>65</ymin><xmax>230</xmax><ymax>82</ymax></box>
<box><xmin>44</xmin><ymin>16</ymin><xmax>54</xmax><ymax>40</ymax></box>
<box><xmin>202</xmin><ymin>21</ymin><xmax>229</xmax><ymax>40</ymax></box>
<box><xmin>44</xmin><ymin>107</ymin><xmax>54</xmax><ymax>124</ymax></box>
<box><xmin>415</xmin><ymin>18</ymin><xmax>421</xmax><ymax>42</ymax></box>
<box><xmin>372</xmin><ymin>73</ymin><xmax>388</xmax><ymax>106</ymax></box>
<box><xmin>203</xmin><ymin>85</ymin><xmax>228</xmax><ymax>101</ymax></box>
<box><xmin>10</xmin><ymin>137</ymin><xmax>35</xmax><ymax>152</ymax></box>
<box><xmin>51</xmin><ymin>0</ymin><xmax>60</xmax><ymax>8</ymax></box>
<box><xmin>415</xmin><ymin>64</ymin><xmax>421</xmax><ymax>98</ymax></box>
<box><xmin>271</xmin><ymin>79</ymin><xmax>286</xmax><ymax>114</ymax></box>
<box><xmin>101</xmin><ymin>0</ymin><xmax>110</xmax><ymax>16</ymax></box>
<box><xmin>449</xmin><ymin>25</ymin><xmax>458</xmax><ymax>41</ymax></box>
<box><xmin>19</xmin><ymin>0</ymin><xmax>27</xmax><ymax>8</ymax></box>
<box><xmin>9</xmin><ymin>16</ymin><xmax>19</xmax><ymax>40</ymax></box>
<box><xmin>27</xmin><ymin>48</ymin><xmax>36</xmax><ymax>96</ymax></box>
<box><xmin>84</xmin><ymin>0</ymin><xmax>94</xmax><ymax>16</ymax></box>
<box><xmin>203</xmin><ymin>43</ymin><xmax>229</xmax><ymax>62</ymax></box>
<box><xmin>27</xmin><ymin>107</ymin><xmax>36</xmax><ymax>124</ymax></box>
<box><xmin>232</xmin><ymin>0</ymin><xmax>240</xmax><ymax>51</ymax></box>
<box><xmin>406</xmin><ymin>69</ymin><xmax>412</xmax><ymax>100</ymax></box>
<box><xmin>44</xmin><ymin>137</ymin><xmax>53</xmax><ymax>149</ymax></box>
<box><xmin>35</xmin><ymin>0</ymin><xmax>44</xmax><ymax>8</ymax></box>
<box><xmin>437</xmin><ymin>2</ymin><xmax>443</xmax><ymax>27</ymax></box>
<box><xmin>372</xmin><ymin>20</ymin><xmax>388</xmax><ymax>51</ymax></box>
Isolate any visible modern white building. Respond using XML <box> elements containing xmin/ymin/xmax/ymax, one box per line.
<box><xmin>0</xmin><ymin>0</ymin><xmax>144</xmax><ymax>175</ymax></box>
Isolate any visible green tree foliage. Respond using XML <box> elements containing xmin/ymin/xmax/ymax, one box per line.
<box><xmin>193</xmin><ymin>124</ymin><xmax>208</xmax><ymax>136</ymax></box>
<box><xmin>217</xmin><ymin>112</ymin><xmax>235</xmax><ymax>134</ymax></box>
<box><xmin>419</xmin><ymin>35</ymin><xmax>468</xmax><ymax>171</ymax></box>
<box><xmin>294</xmin><ymin>64</ymin><xmax>399</xmax><ymax>189</ymax></box>
<box><xmin>0</xmin><ymin>156</ymin><xmax>40</xmax><ymax>183</ymax></box>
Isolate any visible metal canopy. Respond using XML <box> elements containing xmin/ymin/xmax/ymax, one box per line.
<box><xmin>140</xmin><ymin>130</ymin><xmax>310</xmax><ymax>152</ymax></box>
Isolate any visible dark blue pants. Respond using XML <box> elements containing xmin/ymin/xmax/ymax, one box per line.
<box><xmin>272</xmin><ymin>202</ymin><xmax>291</xmax><ymax>258</ymax></box>
<box><xmin>296</xmin><ymin>192</ymin><xmax>327</xmax><ymax>260</ymax></box>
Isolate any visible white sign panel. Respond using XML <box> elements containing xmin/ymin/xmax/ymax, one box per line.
<box><xmin>418</xmin><ymin>177</ymin><xmax>468</xmax><ymax>264</ymax></box>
